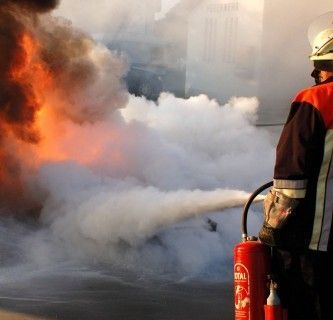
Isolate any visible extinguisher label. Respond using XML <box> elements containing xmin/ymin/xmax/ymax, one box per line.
<box><xmin>234</xmin><ymin>263</ymin><xmax>250</xmax><ymax>318</ymax></box>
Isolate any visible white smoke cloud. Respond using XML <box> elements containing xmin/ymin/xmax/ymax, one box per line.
<box><xmin>16</xmin><ymin>92</ymin><xmax>274</xmax><ymax>279</ymax></box>
<box><xmin>0</xmin><ymin>92</ymin><xmax>274</xmax><ymax>281</ymax></box>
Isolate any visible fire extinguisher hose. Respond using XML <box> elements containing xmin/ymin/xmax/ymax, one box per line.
<box><xmin>241</xmin><ymin>181</ymin><xmax>273</xmax><ymax>241</ymax></box>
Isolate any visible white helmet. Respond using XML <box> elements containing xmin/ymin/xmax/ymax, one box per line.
<box><xmin>308</xmin><ymin>11</ymin><xmax>333</xmax><ymax>61</ymax></box>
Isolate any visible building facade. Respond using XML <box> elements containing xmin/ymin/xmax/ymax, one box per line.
<box><xmin>185</xmin><ymin>0</ymin><xmax>264</xmax><ymax>105</ymax></box>
<box><xmin>258</xmin><ymin>0</ymin><xmax>333</xmax><ymax>124</ymax></box>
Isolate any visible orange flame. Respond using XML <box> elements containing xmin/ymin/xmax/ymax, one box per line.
<box><xmin>0</xmin><ymin>26</ymin><xmax>127</xmax><ymax>216</ymax></box>
<box><xmin>11</xmin><ymin>32</ymin><xmax>53</xmax><ymax>112</ymax></box>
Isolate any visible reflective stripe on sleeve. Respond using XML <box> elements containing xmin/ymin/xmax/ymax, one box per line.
<box><xmin>273</xmin><ymin>187</ymin><xmax>306</xmax><ymax>199</ymax></box>
<box><xmin>273</xmin><ymin>179</ymin><xmax>308</xmax><ymax>190</ymax></box>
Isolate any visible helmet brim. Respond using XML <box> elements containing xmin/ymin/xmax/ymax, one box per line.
<box><xmin>310</xmin><ymin>52</ymin><xmax>333</xmax><ymax>61</ymax></box>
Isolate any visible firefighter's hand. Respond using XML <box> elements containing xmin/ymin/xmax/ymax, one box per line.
<box><xmin>263</xmin><ymin>189</ymin><xmax>299</xmax><ymax>229</ymax></box>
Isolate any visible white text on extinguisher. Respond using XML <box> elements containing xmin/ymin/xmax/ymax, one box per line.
<box><xmin>234</xmin><ymin>272</ymin><xmax>248</xmax><ymax>280</ymax></box>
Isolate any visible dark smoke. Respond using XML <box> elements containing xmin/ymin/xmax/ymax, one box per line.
<box><xmin>0</xmin><ymin>4</ymin><xmax>42</xmax><ymax>210</ymax></box>
<box><xmin>35</xmin><ymin>17</ymin><xmax>128</xmax><ymax>123</ymax></box>
<box><xmin>0</xmin><ymin>0</ymin><xmax>59</xmax><ymax>13</ymax></box>
<box><xmin>0</xmin><ymin>0</ymin><xmax>127</xmax><ymax>215</ymax></box>
<box><xmin>0</xmin><ymin>3</ymin><xmax>44</xmax><ymax>145</ymax></box>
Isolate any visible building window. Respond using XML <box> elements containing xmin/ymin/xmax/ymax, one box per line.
<box><xmin>207</xmin><ymin>2</ymin><xmax>239</xmax><ymax>13</ymax></box>
<box><xmin>203</xmin><ymin>2</ymin><xmax>238</xmax><ymax>63</ymax></box>
<box><xmin>222</xmin><ymin>17</ymin><xmax>238</xmax><ymax>62</ymax></box>
<box><xmin>203</xmin><ymin>17</ymin><xmax>218</xmax><ymax>63</ymax></box>
<box><xmin>222</xmin><ymin>16</ymin><xmax>238</xmax><ymax>63</ymax></box>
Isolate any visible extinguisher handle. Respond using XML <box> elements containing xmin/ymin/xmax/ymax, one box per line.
<box><xmin>242</xmin><ymin>181</ymin><xmax>273</xmax><ymax>240</ymax></box>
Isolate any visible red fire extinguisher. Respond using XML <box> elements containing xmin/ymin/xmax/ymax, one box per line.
<box><xmin>233</xmin><ymin>181</ymin><xmax>287</xmax><ymax>320</ymax></box>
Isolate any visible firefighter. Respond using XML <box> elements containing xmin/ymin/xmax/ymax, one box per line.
<box><xmin>258</xmin><ymin>12</ymin><xmax>333</xmax><ymax>320</ymax></box>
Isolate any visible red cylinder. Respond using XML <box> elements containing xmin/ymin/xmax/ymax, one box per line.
<box><xmin>264</xmin><ymin>305</ymin><xmax>283</xmax><ymax>320</ymax></box>
<box><xmin>234</xmin><ymin>240</ymin><xmax>270</xmax><ymax>320</ymax></box>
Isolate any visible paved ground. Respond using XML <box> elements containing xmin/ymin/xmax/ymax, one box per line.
<box><xmin>0</xmin><ymin>271</ymin><xmax>234</xmax><ymax>320</ymax></box>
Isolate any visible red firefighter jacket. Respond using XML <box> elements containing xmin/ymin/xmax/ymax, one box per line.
<box><xmin>273</xmin><ymin>77</ymin><xmax>333</xmax><ymax>252</ymax></box>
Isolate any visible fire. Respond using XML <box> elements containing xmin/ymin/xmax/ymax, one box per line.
<box><xmin>6</xmin><ymin>30</ymin><xmax>125</xmax><ymax>167</ymax></box>
<box><xmin>0</xmin><ymin>26</ymin><xmax>68</xmax><ymax>212</ymax></box>
<box><xmin>0</xmin><ymin>29</ymin><xmax>50</xmax><ymax>213</ymax></box>
<box><xmin>2</xmin><ymin>31</ymin><xmax>54</xmax><ymax>146</ymax></box>
<box><xmin>11</xmin><ymin>33</ymin><xmax>37</xmax><ymax>79</ymax></box>
<box><xmin>35</xmin><ymin>109</ymin><xmax>125</xmax><ymax>165</ymax></box>
<box><xmin>0</xmin><ymin>1</ymin><xmax>128</xmax><ymax>216</ymax></box>
<box><xmin>6</xmin><ymin>30</ymin><xmax>52</xmax><ymax>157</ymax></box>
<box><xmin>13</xmin><ymin>32</ymin><xmax>54</xmax><ymax>112</ymax></box>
